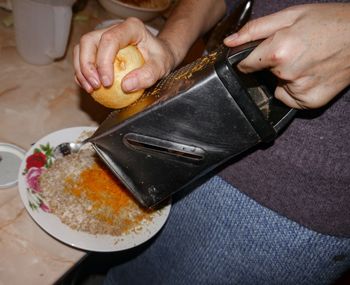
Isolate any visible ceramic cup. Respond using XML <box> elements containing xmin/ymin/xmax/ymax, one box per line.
<box><xmin>12</xmin><ymin>0</ymin><xmax>75</xmax><ymax>65</ymax></box>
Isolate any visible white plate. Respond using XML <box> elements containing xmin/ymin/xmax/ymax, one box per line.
<box><xmin>17</xmin><ymin>126</ymin><xmax>171</xmax><ymax>252</ymax></box>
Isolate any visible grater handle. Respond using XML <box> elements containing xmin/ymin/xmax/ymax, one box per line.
<box><xmin>227</xmin><ymin>40</ymin><xmax>297</xmax><ymax>134</ymax></box>
<box><xmin>225</xmin><ymin>41</ymin><xmax>297</xmax><ymax>133</ymax></box>
<box><xmin>215</xmin><ymin>40</ymin><xmax>296</xmax><ymax>141</ymax></box>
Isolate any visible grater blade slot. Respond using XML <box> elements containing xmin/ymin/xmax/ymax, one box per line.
<box><xmin>123</xmin><ymin>133</ymin><xmax>205</xmax><ymax>161</ymax></box>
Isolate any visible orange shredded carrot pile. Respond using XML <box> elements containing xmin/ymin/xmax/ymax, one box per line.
<box><xmin>64</xmin><ymin>162</ymin><xmax>151</xmax><ymax>233</ymax></box>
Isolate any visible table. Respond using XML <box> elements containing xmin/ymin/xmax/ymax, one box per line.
<box><xmin>0</xmin><ymin>1</ymin><xmax>165</xmax><ymax>284</ymax></box>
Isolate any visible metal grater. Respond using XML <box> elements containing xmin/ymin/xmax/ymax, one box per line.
<box><xmin>85</xmin><ymin>41</ymin><xmax>296</xmax><ymax>208</ymax></box>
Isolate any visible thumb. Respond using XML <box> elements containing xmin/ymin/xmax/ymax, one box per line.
<box><xmin>122</xmin><ymin>63</ymin><xmax>159</xmax><ymax>93</ymax></box>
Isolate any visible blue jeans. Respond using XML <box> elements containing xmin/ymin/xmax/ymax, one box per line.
<box><xmin>104</xmin><ymin>176</ymin><xmax>350</xmax><ymax>284</ymax></box>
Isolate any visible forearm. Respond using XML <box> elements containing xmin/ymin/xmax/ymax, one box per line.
<box><xmin>158</xmin><ymin>0</ymin><xmax>226</xmax><ymax>67</ymax></box>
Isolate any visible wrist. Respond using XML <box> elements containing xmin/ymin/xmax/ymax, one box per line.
<box><xmin>158</xmin><ymin>37</ymin><xmax>181</xmax><ymax>71</ymax></box>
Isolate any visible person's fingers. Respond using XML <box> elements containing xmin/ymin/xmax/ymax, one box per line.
<box><xmin>235</xmin><ymin>37</ymin><xmax>275</xmax><ymax>73</ymax></box>
<box><xmin>274</xmin><ymin>83</ymin><xmax>326</xmax><ymax>109</ymax></box>
<box><xmin>224</xmin><ymin>7</ymin><xmax>299</xmax><ymax>47</ymax></box>
<box><xmin>78</xmin><ymin>31</ymin><xmax>102</xmax><ymax>90</ymax></box>
<box><xmin>73</xmin><ymin>44</ymin><xmax>93</xmax><ymax>93</ymax></box>
<box><xmin>74</xmin><ymin>75</ymin><xmax>81</xmax><ymax>88</ymax></box>
<box><xmin>274</xmin><ymin>85</ymin><xmax>304</xmax><ymax>109</ymax></box>
<box><xmin>96</xmin><ymin>17</ymin><xmax>149</xmax><ymax>87</ymax></box>
<box><xmin>122</xmin><ymin>61</ymin><xmax>160</xmax><ymax>92</ymax></box>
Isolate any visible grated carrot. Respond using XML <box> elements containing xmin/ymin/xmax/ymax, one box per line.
<box><xmin>64</xmin><ymin>162</ymin><xmax>150</xmax><ymax>233</ymax></box>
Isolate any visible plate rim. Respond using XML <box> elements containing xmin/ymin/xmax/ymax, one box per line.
<box><xmin>17</xmin><ymin>126</ymin><xmax>171</xmax><ymax>252</ymax></box>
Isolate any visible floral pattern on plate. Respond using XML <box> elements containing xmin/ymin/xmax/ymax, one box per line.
<box><xmin>22</xmin><ymin>143</ymin><xmax>54</xmax><ymax>212</ymax></box>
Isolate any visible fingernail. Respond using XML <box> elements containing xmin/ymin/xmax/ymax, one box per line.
<box><xmin>123</xmin><ymin>77</ymin><xmax>138</xmax><ymax>92</ymax></box>
<box><xmin>83</xmin><ymin>82</ymin><xmax>93</xmax><ymax>93</ymax></box>
<box><xmin>224</xmin><ymin>33</ymin><xmax>239</xmax><ymax>42</ymax></box>
<box><xmin>101</xmin><ymin>75</ymin><xmax>111</xmax><ymax>87</ymax></box>
<box><xmin>89</xmin><ymin>77</ymin><xmax>100</xmax><ymax>89</ymax></box>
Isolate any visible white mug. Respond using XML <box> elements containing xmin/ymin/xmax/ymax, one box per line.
<box><xmin>12</xmin><ymin>0</ymin><xmax>75</xmax><ymax>65</ymax></box>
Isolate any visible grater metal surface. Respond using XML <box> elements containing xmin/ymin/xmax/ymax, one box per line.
<box><xmin>90</xmin><ymin>50</ymin><xmax>223</xmax><ymax>141</ymax></box>
<box><xmin>86</xmin><ymin>42</ymin><xmax>296</xmax><ymax>208</ymax></box>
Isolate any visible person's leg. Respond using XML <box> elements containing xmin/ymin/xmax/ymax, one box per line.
<box><xmin>104</xmin><ymin>176</ymin><xmax>350</xmax><ymax>285</ymax></box>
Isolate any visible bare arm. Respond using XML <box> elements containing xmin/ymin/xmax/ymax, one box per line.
<box><xmin>158</xmin><ymin>0</ymin><xmax>226</xmax><ymax>67</ymax></box>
